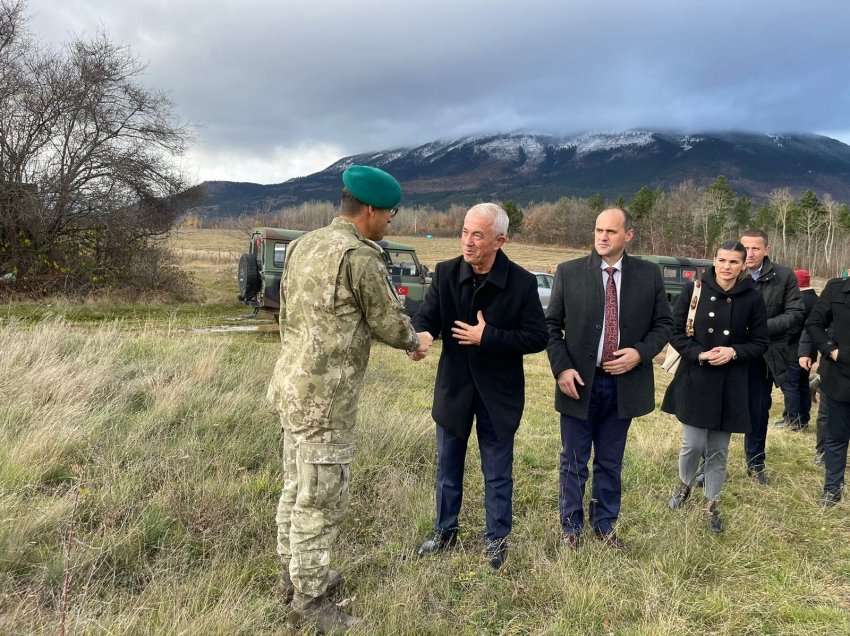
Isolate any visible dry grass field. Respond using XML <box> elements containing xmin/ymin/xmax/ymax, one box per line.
<box><xmin>169</xmin><ymin>228</ymin><xmax>587</xmax><ymax>273</ymax></box>
<box><xmin>1</xmin><ymin>227</ymin><xmax>848</xmax><ymax>634</ymax></box>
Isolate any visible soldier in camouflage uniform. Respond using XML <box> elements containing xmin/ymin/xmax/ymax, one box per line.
<box><xmin>267</xmin><ymin>165</ymin><xmax>430</xmax><ymax>632</ymax></box>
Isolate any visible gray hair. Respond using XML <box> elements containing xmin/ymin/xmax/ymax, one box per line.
<box><xmin>466</xmin><ymin>202</ymin><xmax>509</xmax><ymax>237</ymax></box>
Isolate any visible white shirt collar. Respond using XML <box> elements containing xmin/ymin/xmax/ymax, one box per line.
<box><xmin>600</xmin><ymin>257</ymin><xmax>623</xmax><ymax>272</ymax></box>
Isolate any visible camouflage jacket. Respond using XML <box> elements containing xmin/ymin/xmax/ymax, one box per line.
<box><xmin>266</xmin><ymin>217</ymin><xmax>419</xmax><ymax>433</ymax></box>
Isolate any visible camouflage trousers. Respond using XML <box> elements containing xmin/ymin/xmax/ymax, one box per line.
<box><xmin>276</xmin><ymin>426</ymin><xmax>354</xmax><ymax>599</ymax></box>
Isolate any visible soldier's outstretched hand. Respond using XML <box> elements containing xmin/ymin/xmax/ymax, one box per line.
<box><xmin>409</xmin><ymin>331</ymin><xmax>434</xmax><ymax>361</ymax></box>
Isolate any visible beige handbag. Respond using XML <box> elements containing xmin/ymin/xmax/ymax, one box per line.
<box><xmin>661</xmin><ymin>280</ymin><xmax>702</xmax><ymax>374</ymax></box>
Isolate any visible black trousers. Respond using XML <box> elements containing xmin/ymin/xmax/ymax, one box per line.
<box><xmin>745</xmin><ymin>358</ymin><xmax>773</xmax><ymax>471</ymax></box>
<box><xmin>434</xmin><ymin>391</ymin><xmax>515</xmax><ymax>540</ymax></box>
<box><xmin>824</xmin><ymin>397</ymin><xmax>850</xmax><ymax>494</ymax></box>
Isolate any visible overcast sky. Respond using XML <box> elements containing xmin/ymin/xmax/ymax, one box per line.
<box><xmin>24</xmin><ymin>0</ymin><xmax>850</xmax><ymax>184</ymax></box>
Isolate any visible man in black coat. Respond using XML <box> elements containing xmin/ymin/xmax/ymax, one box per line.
<box><xmin>806</xmin><ymin>276</ymin><xmax>850</xmax><ymax>505</ymax></box>
<box><xmin>546</xmin><ymin>208</ymin><xmax>672</xmax><ymax>548</ymax></box>
<box><xmin>739</xmin><ymin>230</ymin><xmax>805</xmax><ymax>482</ymax></box>
<box><xmin>779</xmin><ymin>269</ymin><xmax>818</xmax><ymax>430</ymax></box>
<box><xmin>412</xmin><ymin>202</ymin><xmax>547</xmax><ymax>569</ymax></box>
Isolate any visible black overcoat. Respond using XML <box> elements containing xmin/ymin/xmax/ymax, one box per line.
<box><xmin>413</xmin><ymin>250</ymin><xmax>548</xmax><ymax>438</ymax></box>
<box><xmin>545</xmin><ymin>251</ymin><xmax>673</xmax><ymax>420</ymax></box>
<box><xmin>661</xmin><ymin>270</ymin><xmax>769</xmax><ymax>433</ymax></box>
<box><xmin>806</xmin><ymin>277</ymin><xmax>850</xmax><ymax>403</ymax></box>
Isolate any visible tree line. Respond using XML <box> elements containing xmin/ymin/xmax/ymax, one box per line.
<box><xmin>201</xmin><ymin>177</ymin><xmax>850</xmax><ymax>279</ymax></box>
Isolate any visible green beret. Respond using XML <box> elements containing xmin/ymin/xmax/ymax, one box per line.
<box><xmin>342</xmin><ymin>165</ymin><xmax>402</xmax><ymax>209</ymax></box>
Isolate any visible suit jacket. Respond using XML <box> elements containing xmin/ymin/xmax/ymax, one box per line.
<box><xmin>413</xmin><ymin>250</ymin><xmax>548</xmax><ymax>438</ymax></box>
<box><xmin>806</xmin><ymin>277</ymin><xmax>850</xmax><ymax>402</ymax></box>
<box><xmin>545</xmin><ymin>251</ymin><xmax>673</xmax><ymax>420</ymax></box>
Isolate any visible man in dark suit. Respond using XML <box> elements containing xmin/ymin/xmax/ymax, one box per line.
<box><xmin>546</xmin><ymin>208</ymin><xmax>672</xmax><ymax>549</ymax></box>
<box><xmin>805</xmin><ymin>276</ymin><xmax>850</xmax><ymax>506</ymax></box>
<box><xmin>739</xmin><ymin>230</ymin><xmax>804</xmax><ymax>483</ymax></box>
<box><xmin>412</xmin><ymin>202</ymin><xmax>548</xmax><ymax>569</ymax></box>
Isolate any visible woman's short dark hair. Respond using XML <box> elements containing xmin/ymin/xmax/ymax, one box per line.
<box><xmin>715</xmin><ymin>240</ymin><xmax>746</xmax><ymax>260</ymax></box>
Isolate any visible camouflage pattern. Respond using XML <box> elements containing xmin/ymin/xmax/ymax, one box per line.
<box><xmin>268</xmin><ymin>216</ymin><xmax>418</xmax><ymax>600</ymax></box>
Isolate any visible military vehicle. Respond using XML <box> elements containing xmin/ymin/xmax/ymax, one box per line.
<box><xmin>238</xmin><ymin>227</ymin><xmax>430</xmax><ymax>317</ymax></box>
<box><xmin>636</xmin><ymin>255</ymin><xmax>713</xmax><ymax>304</ymax></box>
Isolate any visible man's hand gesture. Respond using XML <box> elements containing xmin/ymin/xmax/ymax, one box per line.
<box><xmin>602</xmin><ymin>348</ymin><xmax>641</xmax><ymax>375</ymax></box>
<box><xmin>452</xmin><ymin>310</ymin><xmax>486</xmax><ymax>346</ymax></box>
<box><xmin>557</xmin><ymin>369</ymin><xmax>585</xmax><ymax>400</ymax></box>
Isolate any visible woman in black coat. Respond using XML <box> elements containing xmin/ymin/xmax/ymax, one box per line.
<box><xmin>662</xmin><ymin>240</ymin><xmax>769</xmax><ymax>532</ymax></box>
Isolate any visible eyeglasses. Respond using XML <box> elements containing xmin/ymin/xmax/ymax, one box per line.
<box><xmin>372</xmin><ymin>206</ymin><xmax>399</xmax><ymax>218</ymax></box>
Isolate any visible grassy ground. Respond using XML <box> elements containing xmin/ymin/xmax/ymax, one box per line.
<box><xmin>2</xmin><ymin>228</ymin><xmax>848</xmax><ymax>634</ymax></box>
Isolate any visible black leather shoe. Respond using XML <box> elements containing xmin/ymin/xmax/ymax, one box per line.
<box><xmin>561</xmin><ymin>533</ymin><xmax>581</xmax><ymax>550</ymax></box>
<box><xmin>820</xmin><ymin>490</ymin><xmax>841</xmax><ymax>508</ymax></box>
<box><xmin>417</xmin><ymin>530</ymin><xmax>457</xmax><ymax>557</ymax></box>
<box><xmin>668</xmin><ymin>481</ymin><xmax>691</xmax><ymax>510</ymax></box>
<box><xmin>484</xmin><ymin>537</ymin><xmax>508</xmax><ymax>569</ymax></box>
<box><xmin>594</xmin><ymin>530</ymin><xmax>626</xmax><ymax>550</ymax></box>
<box><xmin>748</xmin><ymin>468</ymin><xmax>769</xmax><ymax>485</ymax></box>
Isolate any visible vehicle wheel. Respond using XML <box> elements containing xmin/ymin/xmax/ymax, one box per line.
<box><xmin>238</xmin><ymin>253</ymin><xmax>261</xmax><ymax>300</ymax></box>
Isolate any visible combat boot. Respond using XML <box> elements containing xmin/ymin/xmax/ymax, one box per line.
<box><xmin>281</xmin><ymin>568</ymin><xmax>344</xmax><ymax>605</ymax></box>
<box><xmin>290</xmin><ymin>591</ymin><xmax>361</xmax><ymax>634</ymax></box>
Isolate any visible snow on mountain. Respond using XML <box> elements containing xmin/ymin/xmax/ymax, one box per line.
<box><xmin>558</xmin><ymin>130</ymin><xmax>656</xmax><ymax>155</ymax></box>
<box><xmin>680</xmin><ymin>135</ymin><xmax>704</xmax><ymax>152</ymax></box>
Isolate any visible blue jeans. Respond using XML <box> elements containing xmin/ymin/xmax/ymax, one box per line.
<box><xmin>434</xmin><ymin>392</ymin><xmax>515</xmax><ymax>540</ymax></box>
<box><xmin>781</xmin><ymin>362</ymin><xmax>812</xmax><ymax>426</ymax></box>
<box><xmin>558</xmin><ymin>373</ymin><xmax>632</xmax><ymax>535</ymax></box>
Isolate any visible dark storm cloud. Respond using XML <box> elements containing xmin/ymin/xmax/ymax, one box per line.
<box><xmin>25</xmin><ymin>0</ymin><xmax>850</xmax><ymax>182</ymax></box>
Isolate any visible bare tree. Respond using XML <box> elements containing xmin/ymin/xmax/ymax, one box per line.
<box><xmin>769</xmin><ymin>188</ymin><xmax>794</xmax><ymax>255</ymax></box>
<box><xmin>0</xmin><ymin>0</ymin><xmax>190</xmax><ymax>294</ymax></box>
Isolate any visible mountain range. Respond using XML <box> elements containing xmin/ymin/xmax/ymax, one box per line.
<box><xmin>194</xmin><ymin>130</ymin><xmax>850</xmax><ymax>217</ymax></box>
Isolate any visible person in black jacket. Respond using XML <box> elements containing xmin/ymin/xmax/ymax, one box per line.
<box><xmin>778</xmin><ymin>269</ymin><xmax>818</xmax><ymax>429</ymax></box>
<box><xmin>412</xmin><ymin>203</ymin><xmax>547</xmax><ymax>568</ymax></box>
<box><xmin>663</xmin><ymin>241</ymin><xmax>769</xmax><ymax>532</ymax></box>
<box><xmin>546</xmin><ymin>208</ymin><xmax>672</xmax><ymax>549</ymax></box>
<box><xmin>805</xmin><ymin>276</ymin><xmax>850</xmax><ymax>506</ymax></box>
<box><xmin>739</xmin><ymin>230</ymin><xmax>805</xmax><ymax>483</ymax></box>
<box><xmin>799</xmin><ymin>328</ymin><xmax>829</xmax><ymax>463</ymax></box>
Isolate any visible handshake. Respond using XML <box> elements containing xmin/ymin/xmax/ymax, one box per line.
<box><xmin>409</xmin><ymin>331</ymin><xmax>434</xmax><ymax>361</ymax></box>
<box><xmin>408</xmin><ymin>311</ymin><xmax>489</xmax><ymax>361</ymax></box>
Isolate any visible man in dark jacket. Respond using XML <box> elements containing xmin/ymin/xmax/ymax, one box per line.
<box><xmin>805</xmin><ymin>276</ymin><xmax>850</xmax><ymax>505</ymax></box>
<box><xmin>412</xmin><ymin>203</ymin><xmax>547</xmax><ymax>569</ymax></box>
<box><xmin>779</xmin><ymin>269</ymin><xmax>818</xmax><ymax>430</ymax></box>
<box><xmin>546</xmin><ymin>208</ymin><xmax>672</xmax><ymax>548</ymax></box>
<box><xmin>799</xmin><ymin>328</ymin><xmax>828</xmax><ymax>463</ymax></box>
<box><xmin>739</xmin><ymin>230</ymin><xmax>805</xmax><ymax>483</ymax></box>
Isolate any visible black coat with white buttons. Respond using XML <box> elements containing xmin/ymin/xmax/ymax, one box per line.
<box><xmin>661</xmin><ymin>269</ymin><xmax>769</xmax><ymax>433</ymax></box>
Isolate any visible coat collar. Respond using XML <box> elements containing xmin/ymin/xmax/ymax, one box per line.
<box><xmin>753</xmin><ymin>255</ymin><xmax>776</xmax><ymax>282</ymax></box>
<box><xmin>842</xmin><ymin>277</ymin><xmax>850</xmax><ymax>294</ymax></box>
<box><xmin>458</xmin><ymin>249</ymin><xmax>509</xmax><ymax>288</ymax></box>
<box><xmin>588</xmin><ymin>250</ymin><xmax>632</xmax><ymax>270</ymax></box>
<box><xmin>702</xmin><ymin>267</ymin><xmax>755</xmax><ymax>296</ymax></box>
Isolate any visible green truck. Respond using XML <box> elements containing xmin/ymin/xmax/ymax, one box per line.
<box><xmin>635</xmin><ymin>255</ymin><xmax>713</xmax><ymax>305</ymax></box>
<box><xmin>238</xmin><ymin>227</ymin><xmax>711</xmax><ymax>319</ymax></box>
<box><xmin>237</xmin><ymin>227</ymin><xmax>431</xmax><ymax>317</ymax></box>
